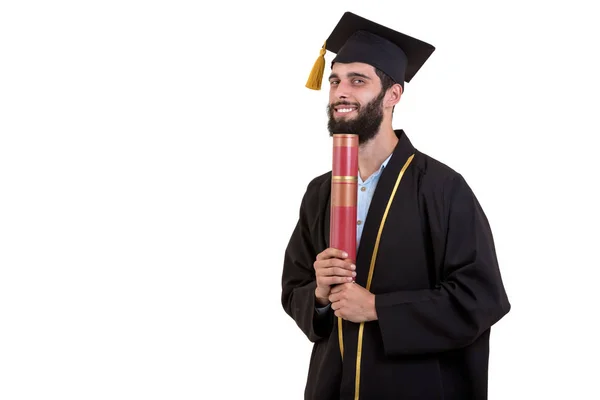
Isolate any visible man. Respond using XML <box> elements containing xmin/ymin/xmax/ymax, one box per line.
<box><xmin>281</xmin><ymin>11</ymin><xmax>510</xmax><ymax>400</ymax></box>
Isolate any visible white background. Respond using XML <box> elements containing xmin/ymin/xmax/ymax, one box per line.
<box><xmin>1</xmin><ymin>1</ymin><xmax>599</xmax><ymax>399</ymax></box>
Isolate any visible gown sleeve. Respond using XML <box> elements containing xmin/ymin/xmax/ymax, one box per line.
<box><xmin>375</xmin><ymin>174</ymin><xmax>511</xmax><ymax>356</ymax></box>
<box><xmin>281</xmin><ymin>180</ymin><xmax>334</xmax><ymax>342</ymax></box>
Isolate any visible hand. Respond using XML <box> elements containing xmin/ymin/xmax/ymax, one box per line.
<box><xmin>329</xmin><ymin>282</ymin><xmax>377</xmax><ymax>323</ymax></box>
<box><xmin>313</xmin><ymin>248</ymin><xmax>356</xmax><ymax>306</ymax></box>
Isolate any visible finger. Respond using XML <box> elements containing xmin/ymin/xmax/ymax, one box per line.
<box><xmin>317</xmin><ymin>266</ymin><xmax>356</xmax><ymax>278</ymax></box>
<box><xmin>319</xmin><ymin>276</ymin><xmax>354</xmax><ymax>286</ymax></box>
<box><xmin>331</xmin><ymin>282</ymin><xmax>354</xmax><ymax>294</ymax></box>
<box><xmin>316</xmin><ymin>248</ymin><xmax>348</xmax><ymax>261</ymax></box>
<box><xmin>329</xmin><ymin>293</ymin><xmax>338</xmax><ymax>303</ymax></box>
<box><xmin>327</xmin><ymin>261</ymin><xmax>356</xmax><ymax>272</ymax></box>
<box><xmin>314</xmin><ymin>259</ymin><xmax>355</xmax><ymax>272</ymax></box>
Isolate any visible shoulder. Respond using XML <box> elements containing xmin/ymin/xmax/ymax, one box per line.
<box><xmin>412</xmin><ymin>149</ymin><xmax>475</xmax><ymax>207</ymax></box>
<box><xmin>306</xmin><ymin>170</ymin><xmax>331</xmax><ymax>191</ymax></box>
<box><xmin>301</xmin><ymin>171</ymin><xmax>331</xmax><ymax>209</ymax></box>
<box><xmin>414</xmin><ymin>149</ymin><xmax>461</xmax><ymax>182</ymax></box>
<box><xmin>289</xmin><ymin>171</ymin><xmax>332</xmax><ymax>222</ymax></box>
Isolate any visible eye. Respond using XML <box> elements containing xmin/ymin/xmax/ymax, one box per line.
<box><xmin>353</xmin><ymin>79</ymin><xmax>365</xmax><ymax>84</ymax></box>
<box><xmin>330</xmin><ymin>80</ymin><xmax>340</xmax><ymax>86</ymax></box>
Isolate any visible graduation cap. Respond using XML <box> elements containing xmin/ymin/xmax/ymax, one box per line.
<box><xmin>306</xmin><ymin>12</ymin><xmax>435</xmax><ymax>91</ymax></box>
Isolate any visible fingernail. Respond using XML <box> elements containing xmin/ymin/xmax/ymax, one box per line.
<box><xmin>342</xmin><ymin>252</ymin><xmax>348</xmax><ymax>258</ymax></box>
<box><xmin>351</xmin><ymin>264</ymin><xmax>356</xmax><ymax>270</ymax></box>
<box><xmin>347</xmin><ymin>277</ymin><xmax>353</xmax><ymax>281</ymax></box>
<box><xmin>352</xmin><ymin>271</ymin><xmax>356</xmax><ymax>277</ymax></box>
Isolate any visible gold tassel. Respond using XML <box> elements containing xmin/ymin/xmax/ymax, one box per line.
<box><xmin>305</xmin><ymin>41</ymin><xmax>326</xmax><ymax>90</ymax></box>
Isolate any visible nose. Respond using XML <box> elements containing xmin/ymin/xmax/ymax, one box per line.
<box><xmin>332</xmin><ymin>80</ymin><xmax>352</xmax><ymax>99</ymax></box>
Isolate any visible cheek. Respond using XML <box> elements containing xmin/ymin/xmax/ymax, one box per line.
<box><xmin>328</xmin><ymin>91</ymin><xmax>337</xmax><ymax>104</ymax></box>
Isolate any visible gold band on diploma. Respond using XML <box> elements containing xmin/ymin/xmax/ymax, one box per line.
<box><xmin>332</xmin><ymin>181</ymin><xmax>357</xmax><ymax>207</ymax></box>
<box><xmin>333</xmin><ymin>134</ymin><xmax>358</xmax><ymax>147</ymax></box>
<box><xmin>333</xmin><ymin>138</ymin><xmax>358</xmax><ymax>147</ymax></box>
<box><xmin>332</xmin><ymin>175</ymin><xmax>358</xmax><ymax>182</ymax></box>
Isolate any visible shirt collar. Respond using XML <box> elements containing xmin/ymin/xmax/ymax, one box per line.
<box><xmin>380</xmin><ymin>152</ymin><xmax>393</xmax><ymax>170</ymax></box>
<box><xmin>359</xmin><ymin>152</ymin><xmax>393</xmax><ymax>184</ymax></box>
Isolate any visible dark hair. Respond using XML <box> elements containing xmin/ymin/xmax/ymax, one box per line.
<box><xmin>375</xmin><ymin>68</ymin><xmax>397</xmax><ymax>93</ymax></box>
<box><xmin>375</xmin><ymin>67</ymin><xmax>398</xmax><ymax>113</ymax></box>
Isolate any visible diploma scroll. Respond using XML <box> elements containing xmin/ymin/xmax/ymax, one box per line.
<box><xmin>330</xmin><ymin>134</ymin><xmax>359</xmax><ymax>272</ymax></box>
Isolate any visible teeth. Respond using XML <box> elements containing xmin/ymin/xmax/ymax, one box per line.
<box><xmin>337</xmin><ymin>108</ymin><xmax>355</xmax><ymax>113</ymax></box>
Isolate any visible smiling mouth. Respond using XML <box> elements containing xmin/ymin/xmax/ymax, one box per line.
<box><xmin>334</xmin><ymin>106</ymin><xmax>358</xmax><ymax>116</ymax></box>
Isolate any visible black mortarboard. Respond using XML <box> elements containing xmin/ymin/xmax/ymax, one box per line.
<box><xmin>306</xmin><ymin>12</ymin><xmax>435</xmax><ymax>91</ymax></box>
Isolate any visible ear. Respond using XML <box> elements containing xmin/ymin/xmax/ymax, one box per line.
<box><xmin>385</xmin><ymin>83</ymin><xmax>403</xmax><ymax>107</ymax></box>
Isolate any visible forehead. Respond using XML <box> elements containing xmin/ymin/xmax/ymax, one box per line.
<box><xmin>331</xmin><ymin>61</ymin><xmax>377</xmax><ymax>77</ymax></box>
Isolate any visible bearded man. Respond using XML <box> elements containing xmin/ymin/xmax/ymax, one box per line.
<box><xmin>280</xmin><ymin>12</ymin><xmax>511</xmax><ymax>400</ymax></box>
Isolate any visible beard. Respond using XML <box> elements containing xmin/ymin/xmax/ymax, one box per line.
<box><xmin>327</xmin><ymin>89</ymin><xmax>386</xmax><ymax>145</ymax></box>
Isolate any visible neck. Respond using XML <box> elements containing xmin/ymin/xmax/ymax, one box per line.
<box><xmin>358</xmin><ymin>125</ymin><xmax>398</xmax><ymax>181</ymax></box>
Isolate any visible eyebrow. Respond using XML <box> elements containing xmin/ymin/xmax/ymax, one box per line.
<box><xmin>328</xmin><ymin>72</ymin><xmax>372</xmax><ymax>81</ymax></box>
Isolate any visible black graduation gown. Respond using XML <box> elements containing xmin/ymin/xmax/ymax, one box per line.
<box><xmin>281</xmin><ymin>130</ymin><xmax>511</xmax><ymax>400</ymax></box>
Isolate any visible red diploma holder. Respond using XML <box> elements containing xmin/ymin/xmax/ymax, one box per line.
<box><xmin>330</xmin><ymin>134</ymin><xmax>359</xmax><ymax>279</ymax></box>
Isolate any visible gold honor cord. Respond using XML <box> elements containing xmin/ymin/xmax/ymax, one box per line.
<box><xmin>336</xmin><ymin>153</ymin><xmax>415</xmax><ymax>400</ymax></box>
<box><xmin>338</xmin><ymin>317</ymin><xmax>344</xmax><ymax>360</ymax></box>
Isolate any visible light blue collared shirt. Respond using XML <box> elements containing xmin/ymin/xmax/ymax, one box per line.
<box><xmin>316</xmin><ymin>152</ymin><xmax>393</xmax><ymax>314</ymax></box>
<box><xmin>356</xmin><ymin>152</ymin><xmax>393</xmax><ymax>248</ymax></box>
